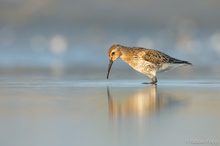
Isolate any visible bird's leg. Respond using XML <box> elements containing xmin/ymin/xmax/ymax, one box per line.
<box><xmin>149</xmin><ymin>76</ymin><xmax>157</xmax><ymax>84</ymax></box>
<box><xmin>142</xmin><ymin>75</ymin><xmax>157</xmax><ymax>84</ymax></box>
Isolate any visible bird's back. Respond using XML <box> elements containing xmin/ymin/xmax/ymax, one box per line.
<box><xmin>120</xmin><ymin>46</ymin><xmax>191</xmax><ymax>73</ymax></box>
<box><xmin>122</xmin><ymin>47</ymin><xmax>191</xmax><ymax>65</ymax></box>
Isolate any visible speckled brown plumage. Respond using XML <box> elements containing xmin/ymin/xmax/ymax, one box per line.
<box><xmin>107</xmin><ymin>44</ymin><xmax>192</xmax><ymax>84</ymax></box>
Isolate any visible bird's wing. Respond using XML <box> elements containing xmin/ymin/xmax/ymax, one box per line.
<box><xmin>142</xmin><ymin>49</ymin><xmax>170</xmax><ymax>65</ymax></box>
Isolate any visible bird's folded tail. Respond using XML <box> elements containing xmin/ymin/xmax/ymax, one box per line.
<box><xmin>170</xmin><ymin>58</ymin><xmax>192</xmax><ymax>65</ymax></box>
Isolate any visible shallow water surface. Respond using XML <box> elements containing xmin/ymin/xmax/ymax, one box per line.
<box><xmin>0</xmin><ymin>79</ymin><xmax>219</xmax><ymax>146</ymax></box>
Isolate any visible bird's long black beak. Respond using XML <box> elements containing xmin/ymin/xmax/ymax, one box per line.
<box><xmin>107</xmin><ymin>60</ymin><xmax>113</xmax><ymax>79</ymax></box>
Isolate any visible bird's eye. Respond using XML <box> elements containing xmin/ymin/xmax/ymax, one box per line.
<box><xmin>111</xmin><ymin>52</ymin><xmax>115</xmax><ymax>55</ymax></box>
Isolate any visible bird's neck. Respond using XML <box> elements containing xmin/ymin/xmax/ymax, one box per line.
<box><xmin>120</xmin><ymin>46</ymin><xmax>130</xmax><ymax>54</ymax></box>
<box><xmin>120</xmin><ymin>47</ymin><xmax>133</xmax><ymax>62</ymax></box>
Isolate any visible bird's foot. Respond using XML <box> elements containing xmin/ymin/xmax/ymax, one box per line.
<box><xmin>142</xmin><ymin>76</ymin><xmax>157</xmax><ymax>84</ymax></box>
<box><xmin>150</xmin><ymin>80</ymin><xmax>157</xmax><ymax>84</ymax></box>
<box><xmin>142</xmin><ymin>81</ymin><xmax>157</xmax><ymax>85</ymax></box>
<box><xmin>142</xmin><ymin>82</ymin><xmax>151</xmax><ymax>84</ymax></box>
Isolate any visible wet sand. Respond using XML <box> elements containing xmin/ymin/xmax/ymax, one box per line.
<box><xmin>0</xmin><ymin>79</ymin><xmax>220</xmax><ymax>146</ymax></box>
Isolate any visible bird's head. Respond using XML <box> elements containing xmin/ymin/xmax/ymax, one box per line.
<box><xmin>107</xmin><ymin>44</ymin><xmax>122</xmax><ymax>79</ymax></box>
<box><xmin>108</xmin><ymin>44</ymin><xmax>122</xmax><ymax>62</ymax></box>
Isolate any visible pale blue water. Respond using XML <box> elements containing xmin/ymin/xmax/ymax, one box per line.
<box><xmin>0</xmin><ymin>78</ymin><xmax>219</xmax><ymax>146</ymax></box>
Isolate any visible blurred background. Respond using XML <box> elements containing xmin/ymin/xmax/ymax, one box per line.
<box><xmin>0</xmin><ymin>0</ymin><xmax>220</xmax><ymax>79</ymax></box>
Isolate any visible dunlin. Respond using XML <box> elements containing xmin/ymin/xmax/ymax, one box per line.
<box><xmin>107</xmin><ymin>44</ymin><xmax>192</xmax><ymax>84</ymax></box>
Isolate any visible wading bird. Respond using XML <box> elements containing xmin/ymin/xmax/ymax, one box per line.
<box><xmin>107</xmin><ymin>44</ymin><xmax>192</xmax><ymax>84</ymax></box>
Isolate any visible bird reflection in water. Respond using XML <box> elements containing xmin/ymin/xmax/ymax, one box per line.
<box><xmin>107</xmin><ymin>85</ymin><xmax>186</xmax><ymax>119</ymax></box>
